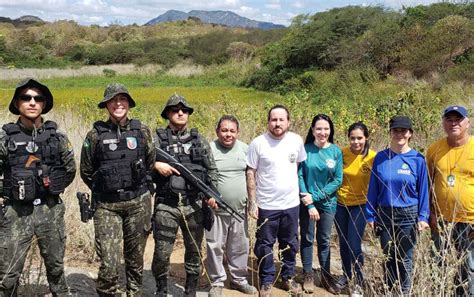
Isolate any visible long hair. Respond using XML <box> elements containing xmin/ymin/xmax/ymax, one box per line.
<box><xmin>347</xmin><ymin>122</ymin><xmax>370</xmax><ymax>158</ymax></box>
<box><xmin>305</xmin><ymin>114</ymin><xmax>334</xmax><ymax>144</ymax></box>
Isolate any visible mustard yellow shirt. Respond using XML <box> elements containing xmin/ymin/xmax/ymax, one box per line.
<box><xmin>337</xmin><ymin>147</ymin><xmax>376</xmax><ymax>206</ymax></box>
<box><xmin>427</xmin><ymin>137</ymin><xmax>474</xmax><ymax>223</ymax></box>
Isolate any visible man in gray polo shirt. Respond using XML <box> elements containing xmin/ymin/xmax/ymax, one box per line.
<box><xmin>206</xmin><ymin>115</ymin><xmax>257</xmax><ymax>297</ymax></box>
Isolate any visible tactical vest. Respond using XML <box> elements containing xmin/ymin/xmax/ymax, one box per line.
<box><xmin>92</xmin><ymin>120</ymin><xmax>147</xmax><ymax>200</ymax></box>
<box><xmin>2</xmin><ymin>121</ymin><xmax>66</xmax><ymax>202</ymax></box>
<box><xmin>156</xmin><ymin>127</ymin><xmax>208</xmax><ymax>198</ymax></box>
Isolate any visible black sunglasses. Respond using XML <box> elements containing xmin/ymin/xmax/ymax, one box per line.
<box><xmin>18</xmin><ymin>94</ymin><xmax>46</xmax><ymax>102</ymax></box>
<box><xmin>169</xmin><ymin>107</ymin><xmax>190</xmax><ymax>113</ymax></box>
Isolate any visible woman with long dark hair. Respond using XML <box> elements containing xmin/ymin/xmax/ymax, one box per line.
<box><xmin>366</xmin><ymin>116</ymin><xmax>429</xmax><ymax>295</ymax></box>
<box><xmin>298</xmin><ymin>114</ymin><xmax>343</xmax><ymax>294</ymax></box>
<box><xmin>334</xmin><ymin>122</ymin><xmax>376</xmax><ymax>295</ymax></box>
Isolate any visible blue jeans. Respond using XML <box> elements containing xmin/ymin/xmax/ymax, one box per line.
<box><xmin>300</xmin><ymin>205</ymin><xmax>335</xmax><ymax>280</ymax></box>
<box><xmin>377</xmin><ymin>205</ymin><xmax>418</xmax><ymax>295</ymax></box>
<box><xmin>335</xmin><ymin>204</ymin><xmax>367</xmax><ymax>284</ymax></box>
<box><xmin>432</xmin><ymin>222</ymin><xmax>474</xmax><ymax>296</ymax></box>
<box><xmin>254</xmin><ymin>205</ymin><xmax>299</xmax><ymax>286</ymax></box>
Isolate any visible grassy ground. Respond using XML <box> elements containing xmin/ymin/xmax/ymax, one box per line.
<box><xmin>0</xmin><ymin>65</ymin><xmax>473</xmax><ymax>295</ymax></box>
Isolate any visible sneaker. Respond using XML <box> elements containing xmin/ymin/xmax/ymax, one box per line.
<box><xmin>208</xmin><ymin>286</ymin><xmax>223</xmax><ymax>297</ymax></box>
<box><xmin>230</xmin><ymin>282</ymin><xmax>258</xmax><ymax>295</ymax></box>
<box><xmin>259</xmin><ymin>284</ymin><xmax>272</xmax><ymax>297</ymax></box>
<box><xmin>350</xmin><ymin>284</ymin><xmax>363</xmax><ymax>297</ymax></box>
<box><xmin>280</xmin><ymin>278</ymin><xmax>303</xmax><ymax>296</ymax></box>
<box><xmin>303</xmin><ymin>272</ymin><xmax>314</xmax><ymax>293</ymax></box>
<box><xmin>321</xmin><ymin>276</ymin><xmax>341</xmax><ymax>295</ymax></box>
<box><xmin>334</xmin><ymin>276</ymin><xmax>349</xmax><ymax>292</ymax></box>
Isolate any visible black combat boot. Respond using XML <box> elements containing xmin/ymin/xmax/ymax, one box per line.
<box><xmin>184</xmin><ymin>274</ymin><xmax>199</xmax><ymax>297</ymax></box>
<box><xmin>155</xmin><ymin>277</ymin><xmax>167</xmax><ymax>296</ymax></box>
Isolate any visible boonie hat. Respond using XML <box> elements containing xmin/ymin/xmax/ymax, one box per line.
<box><xmin>98</xmin><ymin>83</ymin><xmax>136</xmax><ymax>109</ymax></box>
<box><xmin>160</xmin><ymin>94</ymin><xmax>194</xmax><ymax>119</ymax></box>
<box><xmin>389</xmin><ymin>116</ymin><xmax>413</xmax><ymax>130</ymax></box>
<box><xmin>443</xmin><ymin>105</ymin><xmax>468</xmax><ymax>118</ymax></box>
<box><xmin>9</xmin><ymin>78</ymin><xmax>53</xmax><ymax>115</ymax></box>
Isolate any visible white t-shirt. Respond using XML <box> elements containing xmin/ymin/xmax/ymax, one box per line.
<box><xmin>247</xmin><ymin>132</ymin><xmax>307</xmax><ymax>210</ymax></box>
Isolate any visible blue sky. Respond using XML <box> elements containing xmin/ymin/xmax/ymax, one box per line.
<box><xmin>0</xmin><ymin>0</ymin><xmax>441</xmax><ymax>26</ymax></box>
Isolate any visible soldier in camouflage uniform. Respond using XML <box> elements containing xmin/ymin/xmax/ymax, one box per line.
<box><xmin>80</xmin><ymin>83</ymin><xmax>155</xmax><ymax>297</ymax></box>
<box><xmin>0</xmin><ymin>78</ymin><xmax>76</xmax><ymax>296</ymax></box>
<box><xmin>152</xmin><ymin>94</ymin><xmax>218</xmax><ymax>297</ymax></box>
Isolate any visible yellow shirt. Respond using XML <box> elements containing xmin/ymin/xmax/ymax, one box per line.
<box><xmin>337</xmin><ymin>147</ymin><xmax>376</xmax><ymax>206</ymax></box>
<box><xmin>426</xmin><ymin>137</ymin><xmax>474</xmax><ymax>223</ymax></box>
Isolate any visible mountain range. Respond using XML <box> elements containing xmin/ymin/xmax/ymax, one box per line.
<box><xmin>145</xmin><ymin>10</ymin><xmax>285</xmax><ymax>30</ymax></box>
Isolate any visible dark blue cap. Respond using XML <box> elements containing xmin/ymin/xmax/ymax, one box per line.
<box><xmin>443</xmin><ymin>105</ymin><xmax>468</xmax><ymax>118</ymax></box>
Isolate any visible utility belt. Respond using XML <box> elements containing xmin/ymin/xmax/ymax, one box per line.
<box><xmin>156</xmin><ymin>192</ymin><xmax>201</xmax><ymax>207</ymax></box>
<box><xmin>95</xmin><ymin>185</ymin><xmax>148</xmax><ymax>203</ymax></box>
<box><xmin>4</xmin><ymin>195</ymin><xmax>60</xmax><ymax>207</ymax></box>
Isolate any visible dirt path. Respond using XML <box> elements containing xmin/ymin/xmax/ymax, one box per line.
<box><xmin>17</xmin><ymin>236</ymin><xmax>345</xmax><ymax>296</ymax></box>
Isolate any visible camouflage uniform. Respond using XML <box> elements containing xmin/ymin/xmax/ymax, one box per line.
<box><xmin>80</xmin><ymin>83</ymin><xmax>155</xmax><ymax>297</ymax></box>
<box><xmin>152</xmin><ymin>95</ymin><xmax>218</xmax><ymax>296</ymax></box>
<box><xmin>0</xmin><ymin>79</ymin><xmax>76</xmax><ymax>297</ymax></box>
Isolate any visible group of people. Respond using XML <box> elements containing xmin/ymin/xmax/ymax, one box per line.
<box><xmin>248</xmin><ymin>105</ymin><xmax>472</xmax><ymax>297</ymax></box>
<box><xmin>0</xmin><ymin>78</ymin><xmax>471</xmax><ymax>297</ymax></box>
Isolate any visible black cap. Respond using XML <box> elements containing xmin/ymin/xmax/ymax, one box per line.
<box><xmin>389</xmin><ymin>116</ymin><xmax>413</xmax><ymax>130</ymax></box>
<box><xmin>9</xmin><ymin>78</ymin><xmax>53</xmax><ymax>115</ymax></box>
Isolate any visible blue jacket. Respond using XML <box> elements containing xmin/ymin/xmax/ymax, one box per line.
<box><xmin>366</xmin><ymin>148</ymin><xmax>429</xmax><ymax>223</ymax></box>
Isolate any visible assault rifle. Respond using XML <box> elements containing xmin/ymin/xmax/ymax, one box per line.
<box><xmin>76</xmin><ymin>192</ymin><xmax>95</xmax><ymax>222</ymax></box>
<box><xmin>156</xmin><ymin>147</ymin><xmax>245</xmax><ymax>223</ymax></box>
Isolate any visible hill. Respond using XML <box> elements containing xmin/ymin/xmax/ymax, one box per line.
<box><xmin>145</xmin><ymin>10</ymin><xmax>285</xmax><ymax>29</ymax></box>
<box><xmin>0</xmin><ymin>15</ymin><xmax>44</xmax><ymax>27</ymax></box>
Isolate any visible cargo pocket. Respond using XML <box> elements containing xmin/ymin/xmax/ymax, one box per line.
<box><xmin>49</xmin><ymin>166</ymin><xmax>66</xmax><ymax>195</ymax></box>
<box><xmin>11</xmin><ymin>170</ymin><xmax>36</xmax><ymax>201</ymax></box>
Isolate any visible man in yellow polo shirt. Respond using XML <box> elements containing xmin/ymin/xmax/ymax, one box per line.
<box><xmin>427</xmin><ymin>105</ymin><xmax>473</xmax><ymax>296</ymax></box>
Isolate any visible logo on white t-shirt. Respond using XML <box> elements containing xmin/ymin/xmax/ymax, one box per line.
<box><xmin>326</xmin><ymin>159</ymin><xmax>336</xmax><ymax>169</ymax></box>
<box><xmin>288</xmin><ymin>153</ymin><xmax>297</xmax><ymax>163</ymax></box>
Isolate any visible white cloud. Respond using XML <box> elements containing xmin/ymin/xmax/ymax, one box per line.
<box><xmin>265</xmin><ymin>3</ymin><xmax>281</xmax><ymax>10</ymax></box>
<box><xmin>292</xmin><ymin>1</ymin><xmax>304</xmax><ymax>8</ymax></box>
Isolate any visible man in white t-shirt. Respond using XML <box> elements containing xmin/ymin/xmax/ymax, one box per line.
<box><xmin>246</xmin><ymin>105</ymin><xmax>307</xmax><ymax>297</ymax></box>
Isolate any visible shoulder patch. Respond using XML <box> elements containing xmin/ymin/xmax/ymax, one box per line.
<box><xmin>83</xmin><ymin>139</ymin><xmax>90</xmax><ymax>149</ymax></box>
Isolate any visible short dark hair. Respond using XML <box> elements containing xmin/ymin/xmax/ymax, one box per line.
<box><xmin>216</xmin><ymin>115</ymin><xmax>240</xmax><ymax>130</ymax></box>
<box><xmin>267</xmin><ymin>104</ymin><xmax>290</xmax><ymax>122</ymax></box>
<box><xmin>347</xmin><ymin>122</ymin><xmax>370</xmax><ymax>158</ymax></box>
<box><xmin>305</xmin><ymin>114</ymin><xmax>335</xmax><ymax>144</ymax></box>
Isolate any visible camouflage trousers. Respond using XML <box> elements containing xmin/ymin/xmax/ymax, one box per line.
<box><xmin>151</xmin><ymin>198</ymin><xmax>204</xmax><ymax>281</ymax></box>
<box><xmin>94</xmin><ymin>192</ymin><xmax>152</xmax><ymax>296</ymax></box>
<box><xmin>0</xmin><ymin>197</ymin><xmax>68</xmax><ymax>297</ymax></box>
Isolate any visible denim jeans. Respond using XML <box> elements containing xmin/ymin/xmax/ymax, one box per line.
<box><xmin>432</xmin><ymin>222</ymin><xmax>474</xmax><ymax>296</ymax></box>
<box><xmin>300</xmin><ymin>205</ymin><xmax>335</xmax><ymax>280</ymax></box>
<box><xmin>254</xmin><ymin>205</ymin><xmax>299</xmax><ymax>286</ymax></box>
<box><xmin>378</xmin><ymin>205</ymin><xmax>418</xmax><ymax>295</ymax></box>
<box><xmin>335</xmin><ymin>204</ymin><xmax>367</xmax><ymax>284</ymax></box>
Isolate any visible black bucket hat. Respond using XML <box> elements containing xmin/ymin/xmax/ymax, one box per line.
<box><xmin>160</xmin><ymin>94</ymin><xmax>194</xmax><ymax>119</ymax></box>
<box><xmin>9</xmin><ymin>78</ymin><xmax>53</xmax><ymax>115</ymax></box>
<box><xmin>98</xmin><ymin>83</ymin><xmax>136</xmax><ymax>109</ymax></box>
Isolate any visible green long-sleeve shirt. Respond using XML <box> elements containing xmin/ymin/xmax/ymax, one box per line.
<box><xmin>298</xmin><ymin>143</ymin><xmax>343</xmax><ymax>213</ymax></box>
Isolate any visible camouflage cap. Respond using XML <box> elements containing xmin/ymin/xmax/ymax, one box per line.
<box><xmin>98</xmin><ymin>83</ymin><xmax>136</xmax><ymax>109</ymax></box>
<box><xmin>9</xmin><ymin>78</ymin><xmax>54</xmax><ymax>115</ymax></box>
<box><xmin>161</xmin><ymin>94</ymin><xmax>194</xmax><ymax>119</ymax></box>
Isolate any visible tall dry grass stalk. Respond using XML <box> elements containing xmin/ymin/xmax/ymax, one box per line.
<box><xmin>0</xmin><ymin>64</ymin><xmax>162</xmax><ymax>81</ymax></box>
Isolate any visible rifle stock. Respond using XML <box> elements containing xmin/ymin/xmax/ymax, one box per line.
<box><xmin>156</xmin><ymin>147</ymin><xmax>245</xmax><ymax>223</ymax></box>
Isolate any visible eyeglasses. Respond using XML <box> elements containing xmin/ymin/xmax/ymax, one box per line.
<box><xmin>169</xmin><ymin>107</ymin><xmax>190</xmax><ymax>113</ymax></box>
<box><xmin>18</xmin><ymin>94</ymin><xmax>46</xmax><ymax>103</ymax></box>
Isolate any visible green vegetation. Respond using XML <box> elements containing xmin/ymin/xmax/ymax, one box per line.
<box><xmin>246</xmin><ymin>3</ymin><xmax>473</xmax><ymax>93</ymax></box>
